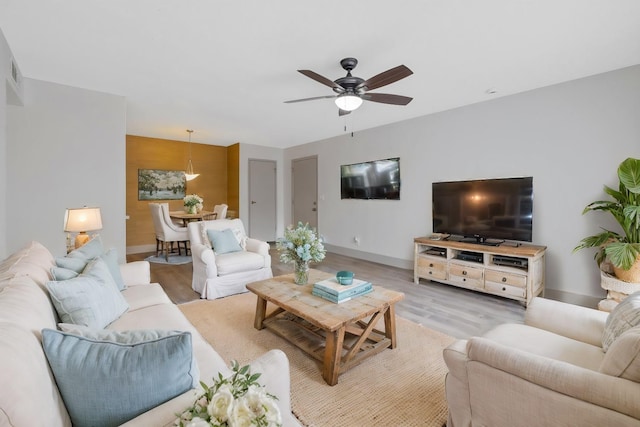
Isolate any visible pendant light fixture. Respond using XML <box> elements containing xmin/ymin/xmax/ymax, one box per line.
<box><xmin>184</xmin><ymin>129</ymin><xmax>199</xmax><ymax>181</ymax></box>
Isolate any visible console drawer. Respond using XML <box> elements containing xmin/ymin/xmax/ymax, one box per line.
<box><xmin>485</xmin><ymin>270</ymin><xmax>527</xmax><ymax>288</ymax></box>
<box><xmin>417</xmin><ymin>257</ymin><xmax>447</xmax><ymax>280</ymax></box>
<box><xmin>449</xmin><ymin>264</ymin><xmax>483</xmax><ymax>288</ymax></box>
<box><xmin>485</xmin><ymin>280</ymin><xmax>526</xmax><ymax>298</ymax></box>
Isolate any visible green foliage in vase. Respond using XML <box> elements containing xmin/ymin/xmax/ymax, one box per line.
<box><xmin>574</xmin><ymin>157</ymin><xmax>640</xmax><ymax>270</ymax></box>
<box><xmin>276</xmin><ymin>222</ymin><xmax>326</xmax><ymax>264</ymax></box>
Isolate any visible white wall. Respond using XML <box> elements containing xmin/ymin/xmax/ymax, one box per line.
<box><xmin>6</xmin><ymin>78</ymin><xmax>127</xmax><ymax>260</ymax></box>
<box><xmin>284</xmin><ymin>65</ymin><xmax>640</xmax><ymax>298</ymax></box>
<box><xmin>239</xmin><ymin>143</ymin><xmax>285</xmax><ymax>238</ymax></box>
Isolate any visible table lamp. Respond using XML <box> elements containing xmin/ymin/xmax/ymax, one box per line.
<box><xmin>64</xmin><ymin>207</ymin><xmax>103</xmax><ymax>250</ymax></box>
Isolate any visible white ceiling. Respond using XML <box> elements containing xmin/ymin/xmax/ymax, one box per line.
<box><xmin>1</xmin><ymin>1</ymin><xmax>639</xmax><ymax>148</ymax></box>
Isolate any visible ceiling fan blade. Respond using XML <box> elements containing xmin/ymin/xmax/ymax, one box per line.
<box><xmin>298</xmin><ymin>70</ymin><xmax>345</xmax><ymax>92</ymax></box>
<box><xmin>339</xmin><ymin>108</ymin><xmax>351</xmax><ymax>116</ymax></box>
<box><xmin>358</xmin><ymin>65</ymin><xmax>413</xmax><ymax>91</ymax></box>
<box><xmin>362</xmin><ymin>93</ymin><xmax>413</xmax><ymax>105</ymax></box>
<box><xmin>284</xmin><ymin>95</ymin><xmax>337</xmax><ymax>104</ymax></box>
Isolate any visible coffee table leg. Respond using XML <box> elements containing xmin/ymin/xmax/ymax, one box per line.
<box><xmin>384</xmin><ymin>304</ymin><xmax>398</xmax><ymax>349</ymax></box>
<box><xmin>323</xmin><ymin>327</ymin><xmax>345</xmax><ymax>386</ymax></box>
<box><xmin>254</xmin><ymin>296</ymin><xmax>267</xmax><ymax>330</ymax></box>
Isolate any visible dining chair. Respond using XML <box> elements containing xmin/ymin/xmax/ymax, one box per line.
<box><xmin>148</xmin><ymin>203</ymin><xmax>189</xmax><ymax>261</ymax></box>
<box><xmin>213</xmin><ymin>204</ymin><xmax>228</xmax><ymax>220</ymax></box>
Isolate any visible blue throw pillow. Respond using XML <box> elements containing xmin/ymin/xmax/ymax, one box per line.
<box><xmin>50</xmin><ymin>266</ymin><xmax>79</xmax><ymax>281</ymax></box>
<box><xmin>207</xmin><ymin>228</ymin><xmax>243</xmax><ymax>254</ymax></box>
<box><xmin>55</xmin><ymin>238</ymin><xmax>126</xmax><ymax>290</ymax></box>
<box><xmin>46</xmin><ymin>258</ymin><xmax>129</xmax><ymax>328</ymax></box>
<box><xmin>42</xmin><ymin>328</ymin><xmax>197</xmax><ymax>427</ymax></box>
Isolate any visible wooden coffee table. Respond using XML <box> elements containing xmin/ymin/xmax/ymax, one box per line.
<box><xmin>246</xmin><ymin>269</ymin><xmax>404</xmax><ymax>385</ymax></box>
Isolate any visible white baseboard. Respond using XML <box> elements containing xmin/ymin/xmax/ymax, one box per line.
<box><xmin>322</xmin><ymin>243</ymin><xmax>413</xmax><ymax>270</ymax></box>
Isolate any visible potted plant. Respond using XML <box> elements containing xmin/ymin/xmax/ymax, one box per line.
<box><xmin>574</xmin><ymin>157</ymin><xmax>640</xmax><ymax>282</ymax></box>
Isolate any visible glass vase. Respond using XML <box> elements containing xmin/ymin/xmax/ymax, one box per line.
<box><xmin>294</xmin><ymin>260</ymin><xmax>309</xmax><ymax>285</ymax></box>
<box><xmin>186</xmin><ymin>205</ymin><xmax>197</xmax><ymax>214</ymax></box>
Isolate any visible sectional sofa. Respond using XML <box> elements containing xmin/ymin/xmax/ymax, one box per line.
<box><xmin>0</xmin><ymin>240</ymin><xmax>301</xmax><ymax>426</ymax></box>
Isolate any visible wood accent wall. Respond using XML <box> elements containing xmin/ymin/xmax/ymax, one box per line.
<box><xmin>227</xmin><ymin>143</ymin><xmax>240</xmax><ymax>215</ymax></box>
<box><xmin>126</xmin><ymin>135</ymin><xmax>228</xmax><ymax>251</ymax></box>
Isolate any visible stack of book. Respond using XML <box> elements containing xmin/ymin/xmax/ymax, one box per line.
<box><xmin>312</xmin><ymin>277</ymin><xmax>373</xmax><ymax>303</ymax></box>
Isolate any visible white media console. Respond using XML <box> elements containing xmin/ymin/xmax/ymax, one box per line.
<box><xmin>414</xmin><ymin>236</ymin><xmax>546</xmax><ymax>306</ymax></box>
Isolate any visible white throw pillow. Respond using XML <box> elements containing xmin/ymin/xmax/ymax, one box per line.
<box><xmin>231</xmin><ymin>227</ymin><xmax>248</xmax><ymax>250</ymax></box>
<box><xmin>200</xmin><ymin>222</ymin><xmax>212</xmax><ymax>249</ymax></box>
<box><xmin>602</xmin><ymin>291</ymin><xmax>640</xmax><ymax>352</ymax></box>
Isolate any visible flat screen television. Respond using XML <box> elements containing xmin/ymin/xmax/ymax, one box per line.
<box><xmin>341</xmin><ymin>157</ymin><xmax>400</xmax><ymax>200</ymax></box>
<box><xmin>432</xmin><ymin>177</ymin><xmax>533</xmax><ymax>242</ymax></box>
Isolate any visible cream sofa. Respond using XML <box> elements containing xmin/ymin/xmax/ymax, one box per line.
<box><xmin>0</xmin><ymin>241</ymin><xmax>301</xmax><ymax>427</ymax></box>
<box><xmin>443</xmin><ymin>297</ymin><xmax>640</xmax><ymax>427</ymax></box>
<box><xmin>188</xmin><ymin>218</ymin><xmax>272</xmax><ymax>299</ymax></box>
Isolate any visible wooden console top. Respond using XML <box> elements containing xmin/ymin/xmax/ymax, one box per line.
<box><xmin>414</xmin><ymin>236</ymin><xmax>546</xmax><ymax>258</ymax></box>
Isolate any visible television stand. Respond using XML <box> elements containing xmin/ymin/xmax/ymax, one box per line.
<box><xmin>413</xmin><ymin>236</ymin><xmax>546</xmax><ymax>306</ymax></box>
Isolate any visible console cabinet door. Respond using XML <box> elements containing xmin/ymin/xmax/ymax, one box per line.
<box><xmin>448</xmin><ymin>264</ymin><xmax>484</xmax><ymax>289</ymax></box>
<box><xmin>417</xmin><ymin>257</ymin><xmax>447</xmax><ymax>281</ymax></box>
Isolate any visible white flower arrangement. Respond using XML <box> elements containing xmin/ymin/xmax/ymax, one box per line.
<box><xmin>276</xmin><ymin>222</ymin><xmax>326</xmax><ymax>264</ymax></box>
<box><xmin>176</xmin><ymin>361</ymin><xmax>282</xmax><ymax>427</ymax></box>
<box><xmin>184</xmin><ymin>194</ymin><xmax>204</xmax><ymax>211</ymax></box>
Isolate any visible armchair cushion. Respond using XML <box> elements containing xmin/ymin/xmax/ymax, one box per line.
<box><xmin>602</xmin><ymin>291</ymin><xmax>640</xmax><ymax>352</ymax></box>
<box><xmin>216</xmin><ymin>251</ymin><xmax>266</xmax><ymax>275</ymax></box>
<box><xmin>482</xmin><ymin>323</ymin><xmax>604</xmax><ymax>371</ymax></box>
<box><xmin>207</xmin><ymin>228</ymin><xmax>243</xmax><ymax>254</ymax></box>
<box><xmin>600</xmin><ymin>325</ymin><xmax>640</xmax><ymax>381</ymax></box>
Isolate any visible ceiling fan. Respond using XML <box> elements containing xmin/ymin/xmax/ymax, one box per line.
<box><xmin>285</xmin><ymin>57</ymin><xmax>413</xmax><ymax>116</ymax></box>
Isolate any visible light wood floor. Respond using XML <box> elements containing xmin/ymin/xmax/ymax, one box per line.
<box><xmin>127</xmin><ymin>248</ymin><xmax>600</xmax><ymax>339</ymax></box>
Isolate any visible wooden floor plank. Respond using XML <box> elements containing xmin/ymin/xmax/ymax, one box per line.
<box><xmin>128</xmin><ymin>246</ymin><xmax>600</xmax><ymax>339</ymax></box>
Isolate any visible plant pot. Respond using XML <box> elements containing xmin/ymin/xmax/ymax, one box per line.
<box><xmin>613</xmin><ymin>254</ymin><xmax>640</xmax><ymax>283</ymax></box>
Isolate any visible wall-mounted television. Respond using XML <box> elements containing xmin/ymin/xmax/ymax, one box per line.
<box><xmin>432</xmin><ymin>177</ymin><xmax>533</xmax><ymax>242</ymax></box>
<box><xmin>341</xmin><ymin>157</ymin><xmax>400</xmax><ymax>200</ymax></box>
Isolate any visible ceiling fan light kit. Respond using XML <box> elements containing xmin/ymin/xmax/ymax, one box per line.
<box><xmin>286</xmin><ymin>57</ymin><xmax>413</xmax><ymax>116</ymax></box>
<box><xmin>335</xmin><ymin>94</ymin><xmax>363</xmax><ymax>111</ymax></box>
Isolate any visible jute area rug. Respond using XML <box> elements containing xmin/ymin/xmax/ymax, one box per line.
<box><xmin>179</xmin><ymin>293</ymin><xmax>455</xmax><ymax>427</ymax></box>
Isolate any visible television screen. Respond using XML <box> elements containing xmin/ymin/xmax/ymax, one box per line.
<box><xmin>341</xmin><ymin>158</ymin><xmax>400</xmax><ymax>200</ymax></box>
<box><xmin>432</xmin><ymin>177</ymin><xmax>533</xmax><ymax>242</ymax></box>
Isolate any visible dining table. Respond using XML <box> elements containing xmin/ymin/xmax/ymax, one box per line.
<box><xmin>169</xmin><ymin>210</ymin><xmax>216</xmax><ymax>226</ymax></box>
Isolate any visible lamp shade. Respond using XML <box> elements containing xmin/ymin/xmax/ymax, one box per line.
<box><xmin>334</xmin><ymin>94</ymin><xmax>363</xmax><ymax>111</ymax></box>
<box><xmin>64</xmin><ymin>207</ymin><xmax>103</xmax><ymax>233</ymax></box>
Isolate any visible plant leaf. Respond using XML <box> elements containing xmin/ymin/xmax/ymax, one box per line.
<box><xmin>618</xmin><ymin>157</ymin><xmax>640</xmax><ymax>194</ymax></box>
<box><xmin>604</xmin><ymin>242</ymin><xmax>640</xmax><ymax>270</ymax></box>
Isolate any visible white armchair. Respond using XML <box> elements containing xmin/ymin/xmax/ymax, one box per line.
<box><xmin>187</xmin><ymin>219</ymin><xmax>272</xmax><ymax>299</ymax></box>
<box><xmin>443</xmin><ymin>297</ymin><xmax>640</xmax><ymax>427</ymax></box>
<box><xmin>149</xmin><ymin>203</ymin><xmax>189</xmax><ymax>261</ymax></box>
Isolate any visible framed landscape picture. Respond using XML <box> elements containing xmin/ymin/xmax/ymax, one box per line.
<box><xmin>138</xmin><ymin>169</ymin><xmax>186</xmax><ymax>200</ymax></box>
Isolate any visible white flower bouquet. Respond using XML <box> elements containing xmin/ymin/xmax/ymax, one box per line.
<box><xmin>276</xmin><ymin>222</ymin><xmax>326</xmax><ymax>265</ymax></box>
<box><xmin>184</xmin><ymin>194</ymin><xmax>204</xmax><ymax>213</ymax></box>
<box><xmin>176</xmin><ymin>361</ymin><xmax>282</xmax><ymax>427</ymax></box>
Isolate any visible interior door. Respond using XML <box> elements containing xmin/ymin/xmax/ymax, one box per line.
<box><xmin>248</xmin><ymin>159</ymin><xmax>277</xmax><ymax>241</ymax></box>
<box><xmin>292</xmin><ymin>156</ymin><xmax>318</xmax><ymax>229</ymax></box>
